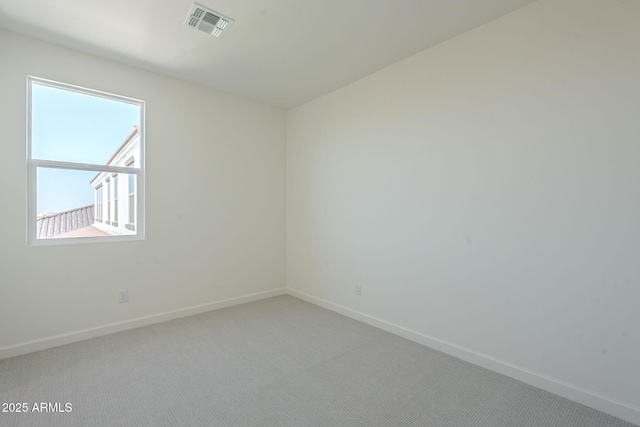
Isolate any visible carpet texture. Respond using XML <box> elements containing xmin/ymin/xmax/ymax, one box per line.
<box><xmin>0</xmin><ymin>295</ymin><xmax>636</xmax><ymax>426</ymax></box>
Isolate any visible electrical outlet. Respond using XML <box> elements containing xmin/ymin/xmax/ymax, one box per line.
<box><xmin>117</xmin><ymin>290</ymin><xmax>128</xmax><ymax>304</ymax></box>
<box><xmin>355</xmin><ymin>283</ymin><xmax>362</xmax><ymax>296</ymax></box>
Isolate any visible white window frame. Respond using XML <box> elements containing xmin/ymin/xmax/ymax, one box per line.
<box><xmin>27</xmin><ymin>76</ymin><xmax>145</xmax><ymax>245</ymax></box>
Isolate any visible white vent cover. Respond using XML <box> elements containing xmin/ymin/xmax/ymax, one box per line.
<box><xmin>185</xmin><ymin>3</ymin><xmax>234</xmax><ymax>38</ymax></box>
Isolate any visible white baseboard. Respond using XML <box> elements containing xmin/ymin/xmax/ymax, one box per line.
<box><xmin>0</xmin><ymin>288</ymin><xmax>286</xmax><ymax>360</ymax></box>
<box><xmin>287</xmin><ymin>288</ymin><xmax>640</xmax><ymax>426</ymax></box>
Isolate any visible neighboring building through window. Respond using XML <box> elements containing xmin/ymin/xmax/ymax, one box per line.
<box><xmin>95</xmin><ymin>185</ymin><xmax>103</xmax><ymax>222</ymax></box>
<box><xmin>27</xmin><ymin>76</ymin><xmax>144</xmax><ymax>244</ymax></box>
<box><xmin>106</xmin><ymin>178</ymin><xmax>111</xmax><ymax>224</ymax></box>
<box><xmin>126</xmin><ymin>157</ymin><xmax>136</xmax><ymax>231</ymax></box>
<box><xmin>90</xmin><ymin>130</ymin><xmax>141</xmax><ymax>235</ymax></box>
<box><xmin>113</xmin><ymin>174</ymin><xmax>118</xmax><ymax>227</ymax></box>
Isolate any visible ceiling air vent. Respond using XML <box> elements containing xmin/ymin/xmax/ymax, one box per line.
<box><xmin>185</xmin><ymin>3</ymin><xmax>234</xmax><ymax>38</ymax></box>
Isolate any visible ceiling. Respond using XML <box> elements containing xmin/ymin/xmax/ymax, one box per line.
<box><xmin>0</xmin><ymin>0</ymin><xmax>539</xmax><ymax>109</ymax></box>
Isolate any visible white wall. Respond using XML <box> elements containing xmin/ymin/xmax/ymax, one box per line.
<box><xmin>0</xmin><ymin>30</ymin><xmax>286</xmax><ymax>355</ymax></box>
<box><xmin>287</xmin><ymin>0</ymin><xmax>640</xmax><ymax>423</ymax></box>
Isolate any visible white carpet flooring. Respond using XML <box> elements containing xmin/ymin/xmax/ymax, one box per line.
<box><xmin>0</xmin><ymin>295</ymin><xmax>636</xmax><ymax>426</ymax></box>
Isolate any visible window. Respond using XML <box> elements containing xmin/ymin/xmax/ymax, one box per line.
<box><xmin>28</xmin><ymin>77</ymin><xmax>144</xmax><ymax>244</ymax></box>
<box><xmin>95</xmin><ymin>185</ymin><xmax>103</xmax><ymax>222</ymax></box>
<box><xmin>104</xmin><ymin>178</ymin><xmax>110</xmax><ymax>224</ymax></box>
<box><xmin>126</xmin><ymin>158</ymin><xmax>136</xmax><ymax>231</ymax></box>
<box><xmin>113</xmin><ymin>174</ymin><xmax>118</xmax><ymax>227</ymax></box>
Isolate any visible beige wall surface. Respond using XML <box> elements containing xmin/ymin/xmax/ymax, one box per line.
<box><xmin>0</xmin><ymin>30</ymin><xmax>286</xmax><ymax>352</ymax></box>
<box><xmin>287</xmin><ymin>0</ymin><xmax>640</xmax><ymax>422</ymax></box>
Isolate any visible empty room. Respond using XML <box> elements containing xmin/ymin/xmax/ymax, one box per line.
<box><xmin>1</xmin><ymin>0</ymin><xmax>638</xmax><ymax>425</ymax></box>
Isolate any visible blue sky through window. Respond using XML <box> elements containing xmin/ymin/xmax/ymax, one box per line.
<box><xmin>32</xmin><ymin>83</ymin><xmax>140</xmax><ymax>214</ymax></box>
